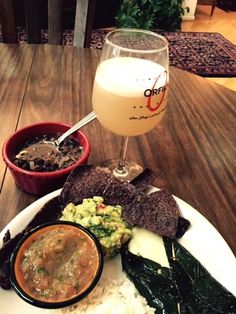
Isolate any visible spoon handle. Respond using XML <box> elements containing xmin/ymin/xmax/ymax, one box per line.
<box><xmin>56</xmin><ymin>111</ymin><xmax>97</xmax><ymax>146</ymax></box>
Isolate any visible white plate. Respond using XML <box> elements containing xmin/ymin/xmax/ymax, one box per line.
<box><xmin>0</xmin><ymin>187</ymin><xmax>235</xmax><ymax>313</ymax></box>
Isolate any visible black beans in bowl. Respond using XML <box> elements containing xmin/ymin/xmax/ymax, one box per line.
<box><xmin>13</xmin><ymin>133</ymin><xmax>84</xmax><ymax>172</ymax></box>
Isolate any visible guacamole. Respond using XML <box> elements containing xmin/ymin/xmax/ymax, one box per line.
<box><xmin>60</xmin><ymin>196</ymin><xmax>132</xmax><ymax>257</ymax></box>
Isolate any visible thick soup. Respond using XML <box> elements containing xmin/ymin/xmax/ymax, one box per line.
<box><xmin>14</xmin><ymin>224</ymin><xmax>99</xmax><ymax>302</ymax></box>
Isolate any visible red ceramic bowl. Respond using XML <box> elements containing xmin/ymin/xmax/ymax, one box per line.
<box><xmin>2</xmin><ymin>122</ymin><xmax>91</xmax><ymax>196</ymax></box>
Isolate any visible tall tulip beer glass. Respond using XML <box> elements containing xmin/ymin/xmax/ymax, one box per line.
<box><xmin>92</xmin><ymin>29</ymin><xmax>169</xmax><ymax>180</ymax></box>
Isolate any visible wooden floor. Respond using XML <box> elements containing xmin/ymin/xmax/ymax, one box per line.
<box><xmin>181</xmin><ymin>5</ymin><xmax>236</xmax><ymax>92</ymax></box>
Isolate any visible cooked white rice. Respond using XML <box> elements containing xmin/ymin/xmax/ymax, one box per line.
<box><xmin>44</xmin><ymin>255</ymin><xmax>155</xmax><ymax>314</ymax></box>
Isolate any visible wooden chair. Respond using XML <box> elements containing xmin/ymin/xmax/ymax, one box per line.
<box><xmin>210</xmin><ymin>0</ymin><xmax>217</xmax><ymax>16</ymax></box>
<box><xmin>197</xmin><ymin>0</ymin><xmax>217</xmax><ymax>16</ymax></box>
<box><xmin>0</xmin><ymin>0</ymin><xmax>96</xmax><ymax>47</ymax></box>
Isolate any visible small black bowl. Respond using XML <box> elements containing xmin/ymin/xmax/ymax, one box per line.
<box><xmin>10</xmin><ymin>221</ymin><xmax>104</xmax><ymax>309</ymax></box>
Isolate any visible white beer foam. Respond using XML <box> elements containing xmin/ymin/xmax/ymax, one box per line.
<box><xmin>95</xmin><ymin>57</ymin><xmax>167</xmax><ymax>97</ymax></box>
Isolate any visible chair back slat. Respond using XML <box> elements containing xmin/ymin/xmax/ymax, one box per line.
<box><xmin>48</xmin><ymin>0</ymin><xmax>63</xmax><ymax>45</ymax></box>
<box><xmin>84</xmin><ymin>0</ymin><xmax>96</xmax><ymax>48</ymax></box>
<box><xmin>0</xmin><ymin>0</ymin><xmax>95</xmax><ymax>47</ymax></box>
<box><xmin>0</xmin><ymin>0</ymin><xmax>17</xmax><ymax>43</ymax></box>
<box><xmin>24</xmin><ymin>0</ymin><xmax>42</xmax><ymax>44</ymax></box>
<box><xmin>73</xmin><ymin>0</ymin><xmax>89</xmax><ymax>48</ymax></box>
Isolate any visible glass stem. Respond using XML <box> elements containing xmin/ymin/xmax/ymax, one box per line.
<box><xmin>116</xmin><ymin>136</ymin><xmax>129</xmax><ymax>174</ymax></box>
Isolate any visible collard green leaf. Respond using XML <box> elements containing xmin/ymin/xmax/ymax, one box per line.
<box><xmin>120</xmin><ymin>245</ymin><xmax>180</xmax><ymax>313</ymax></box>
<box><xmin>121</xmin><ymin>240</ymin><xmax>236</xmax><ymax>313</ymax></box>
<box><xmin>164</xmin><ymin>238</ymin><xmax>236</xmax><ymax>313</ymax></box>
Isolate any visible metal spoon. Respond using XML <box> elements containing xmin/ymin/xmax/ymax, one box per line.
<box><xmin>16</xmin><ymin>111</ymin><xmax>97</xmax><ymax>162</ymax></box>
<box><xmin>54</xmin><ymin>111</ymin><xmax>96</xmax><ymax>146</ymax></box>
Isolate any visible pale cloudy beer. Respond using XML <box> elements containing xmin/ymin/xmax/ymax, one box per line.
<box><xmin>92</xmin><ymin>57</ymin><xmax>168</xmax><ymax>137</ymax></box>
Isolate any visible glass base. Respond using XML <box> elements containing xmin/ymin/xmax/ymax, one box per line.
<box><xmin>101</xmin><ymin>159</ymin><xmax>143</xmax><ymax>181</ymax></box>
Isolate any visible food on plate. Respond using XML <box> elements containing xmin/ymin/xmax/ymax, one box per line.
<box><xmin>121</xmin><ymin>236</ymin><xmax>236</xmax><ymax>313</ymax></box>
<box><xmin>122</xmin><ymin>189</ymin><xmax>181</xmax><ymax>238</ymax></box>
<box><xmin>0</xmin><ymin>164</ymin><xmax>235</xmax><ymax>313</ymax></box>
<box><xmin>60</xmin><ymin>196</ymin><xmax>132</xmax><ymax>257</ymax></box>
<box><xmin>129</xmin><ymin>227</ymin><xmax>170</xmax><ymax>267</ymax></box>
<box><xmin>59</xmin><ymin>165</ymin><xmax>139</xmax><ymax>208</ymax></box>
<box><xmin>11</xmin><ymin>222</ymin><xmax>103</xmax><ymax>307</ymax></box>
<box><xmin>0</xmin><ymin>165</ymin><xmax>189</xmax><ymax>290</ymax></box>
<box><xmin>60</xmin><ymin>166</ymin><xmax>190</xmax><ymax>240</ymax></box>
<box><xmin>59</xmin><ymin>166</ymin><xmax>160</xmax><ymax>207</ymax></box>
<box><xmin>13</xmin><ymin>133</ymin><xmax>84</xmax><ymax>172</ymax></box>
<box><xmin>43</xmin><ymin>255</ymin><xmax>156</xmax><ymax>314</ymax></box>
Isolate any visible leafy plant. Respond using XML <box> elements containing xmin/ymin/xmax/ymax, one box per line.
<box><xmin>116</xmin><ymin>0</ymin><xmax>188</xmax><ymax>31</ymax></box>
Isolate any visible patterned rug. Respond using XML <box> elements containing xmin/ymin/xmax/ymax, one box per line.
<box><xmin>1</xmin><ymin>28</ymin><xmax>236</xmax><ymax>77</ymax></box>
<box><xmin>90</xmin><ymin>30</ymin><xmax>236</xmax><ymax>77</ymax></box>
<box><xmin>160</xmin><ymin>31</ymin><xmax>236</xmax><ymax>77</ymax></box>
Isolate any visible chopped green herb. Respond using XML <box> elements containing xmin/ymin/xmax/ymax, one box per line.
<box><xmin>36</xmin><ymin>267</ymin><xmax>49</xmax><ymax>275</ymax></box>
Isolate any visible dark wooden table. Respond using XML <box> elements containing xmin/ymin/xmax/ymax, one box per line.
<box><xmin>0</xmin><ymin>44</ymin><xmax>235</xmax><ymax>256</ymax></box>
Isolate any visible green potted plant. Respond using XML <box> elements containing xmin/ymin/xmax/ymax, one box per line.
<box><xmin>115</xmin><ymin>0</ymin><xmax>188</xmax><ymax>31</ymax></box>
